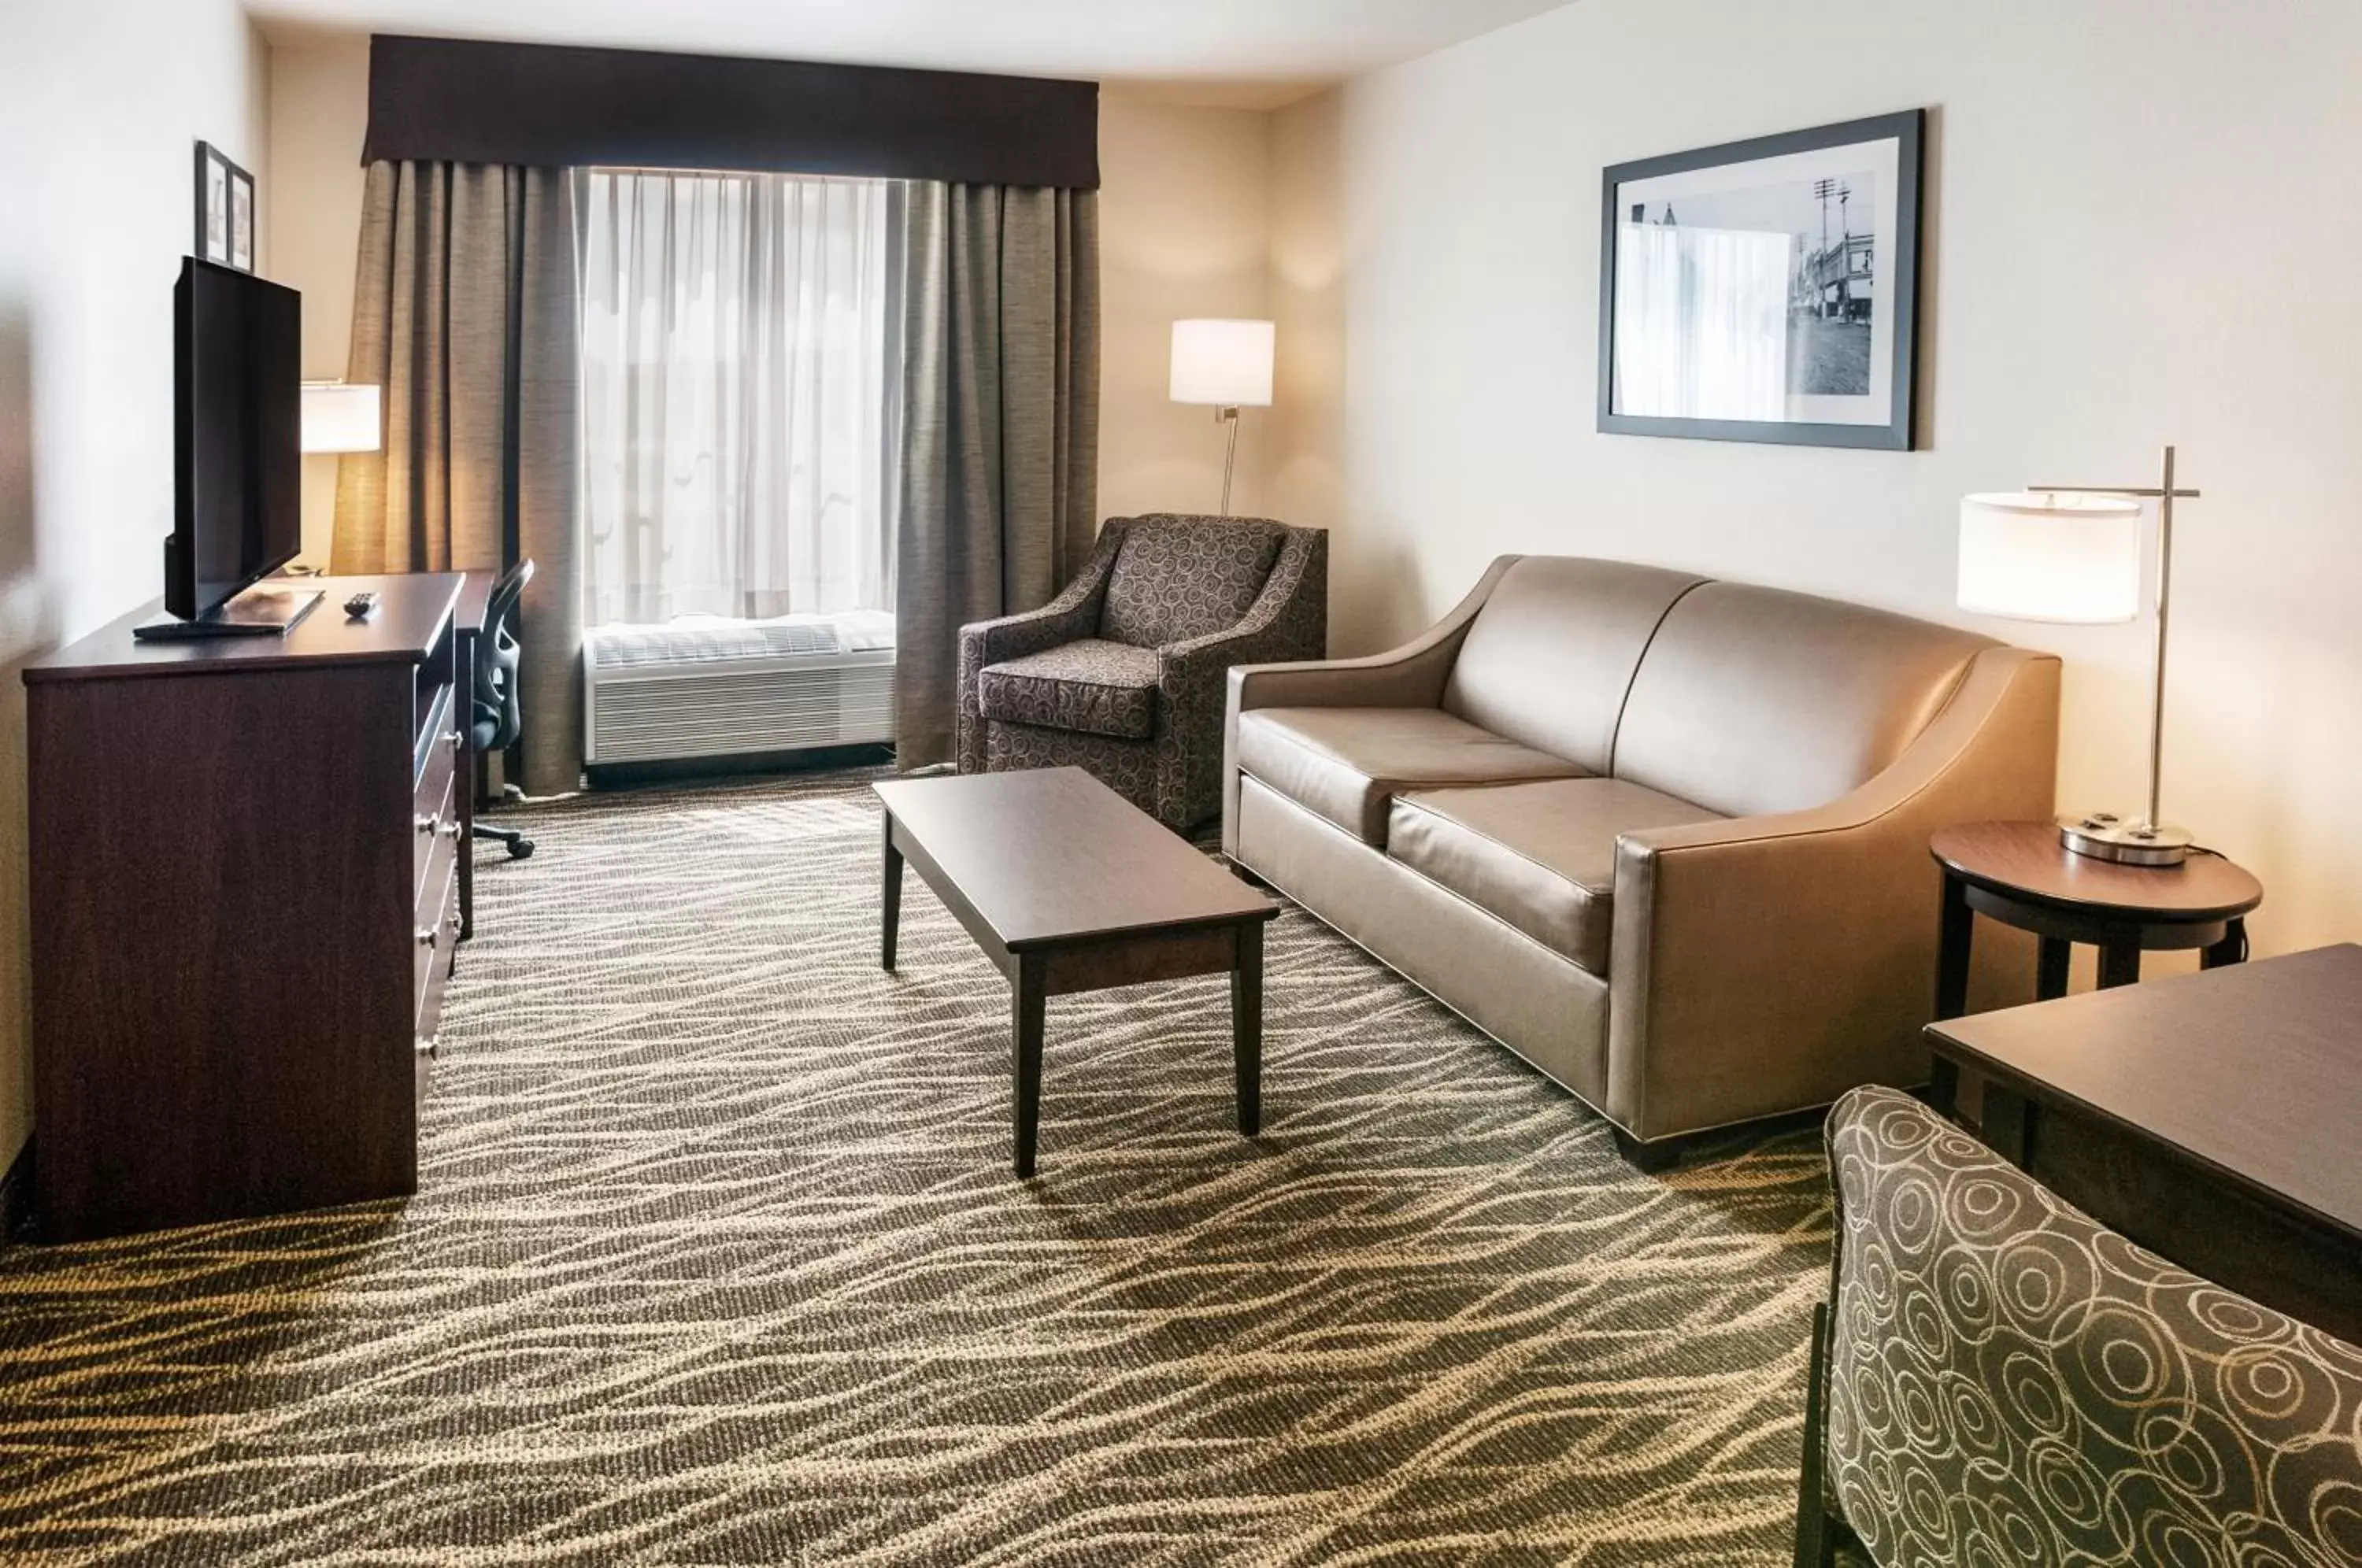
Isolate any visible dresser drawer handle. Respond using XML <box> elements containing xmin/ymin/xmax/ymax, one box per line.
<box><xmin>444</xmin><ymin>730</ymin><xmax>463</xmax><ymax>753</ymax></box>
<box><xmin>446</xmin><ymin>911</ymin><xmax>463</xmax><ymax>935</ymax></box>
<box><xmin>416</xmin><ymin>813</ymin><xmax>439</xmax><ymax>836</ymax></box>
<box><xmin>437</xmin><ymin>819</ymin><xmax>462</xmax><ymax>841</ymax></box>
<box><xmin>415</xmin><ymin>926</ymin><xmax>437</xmax><ymax>949</ymax></box>
<box><xmin>416</xmin><ymin>1033</ymin><xmax>440</xmax><ymax>1060</ymax></box>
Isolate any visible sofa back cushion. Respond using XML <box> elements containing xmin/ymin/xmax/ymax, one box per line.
<box><xmin>1440</xmin><ymin>557</ymin><xmax>1705</xmax><ymax>773</ymax></box>
<box><xmin>1099</xmin><ymin>515</ymin><xmax>1287</xmax><ymax>650</ymax></box>
<box><xmin>1611</xmin><ymin>582</ymin><xmax>1994</xmax><ymax>818</ymax></box>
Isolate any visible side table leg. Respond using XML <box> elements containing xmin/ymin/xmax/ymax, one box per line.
<box><xmin>1935</xmin><ymin>873</ymin><xmax>1974</xmax><ymax>1020</ymax></box>
<box><xmin>2097</xmin><ymin>939</ymin><xmax>2142</xmax><ymax>990</ymax></box>
<box><xmin>881</xmin><ymin>813</ymin><xmax>903</xmax><ymax>971</ymax></box>
<box><xmin>1232</xmin><ymin>923</ymin><xmax>1264</xmax><ymax>1138</ymax></box>
<box><xmin>1013</xmin><ymin>952</ymin><xmax>1046</xmax><ymax>1178</ymax></box>
<box><xmin>1929</xmin><ymin>873</ymin><xmax>1974</xmax><ymax>1118</ymax></box>
<box><xmin>2036</xmin><ymin>937</ymin><xmax>2071</xmax><ymax>1000</ymax></box>
<box><xmin>2202</xmin><ymin>917</ymin><xmax>2248</xmax><ymax>969</ymax></box>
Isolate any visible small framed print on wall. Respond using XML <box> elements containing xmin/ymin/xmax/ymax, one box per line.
<box><xmin>194</xmin><ymin>141</ymin><xmax>256</xmax><ymax>273</ymax></box>
<box><xmin>1597</xmin><ymin>109</ymin><xmax>1925</xmax><ymax>450</ymax></box>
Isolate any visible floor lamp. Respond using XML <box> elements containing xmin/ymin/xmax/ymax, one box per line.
<box><xmin>1957</xmin><ymin>445</ymin><xmax>2203</xmax><ymax>867</ymax></box>
<box><xmin>1168</xmin><ymin>319</ymin><xmax>1273</xmax><ymax>517</ymax></box>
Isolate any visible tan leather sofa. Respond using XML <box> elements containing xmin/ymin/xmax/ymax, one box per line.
<box><xmin>1222</xmin><ymin>557</ymin><xmax>2060</xmax><ymax>1166</ymax></box>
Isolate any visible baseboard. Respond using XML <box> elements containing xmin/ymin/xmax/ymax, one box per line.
<box><xmin>0</xmin><ymin>1139</ymin><xmax>31</xmax><ymax>1247</ymax></box>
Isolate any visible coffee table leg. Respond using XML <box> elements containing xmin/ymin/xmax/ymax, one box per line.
<box><xmin>1232</xmin><ymin>923</ymin><xmax>1263</xmax><ymax>1138</ymax></box>
<box><xmin>1012</xmin><ymin>952</ymin><xmax>1046</xmax><ymax>1178</ymax></box>
<box><xmin>880</xmin><ymin>812</ymin><xmax>902</xmax><ymax>971</ymax></box>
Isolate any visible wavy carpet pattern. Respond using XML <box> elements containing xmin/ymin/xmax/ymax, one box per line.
<box><xmin>0</xmin><ymin>771</ymin><xmax>1832</xmax><ymax>1566</ymax></box>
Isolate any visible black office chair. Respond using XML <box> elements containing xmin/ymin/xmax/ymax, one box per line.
<box><xmin>472</xmin><ymin>558</ymin><xmax>536</xmax><ymax>860</ymax></box>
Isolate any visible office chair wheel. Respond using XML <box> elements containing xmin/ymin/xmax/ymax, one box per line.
<box><xmin>508</xmin><ymin>836</ymin><xmax>535</xmax><ymax>860</ymax></box>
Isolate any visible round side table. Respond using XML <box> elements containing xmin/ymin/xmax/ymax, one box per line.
<box><xmin>1931</xmin><ymin>820</ymin><xmax>2263</xmax><ymax>1011</ymax></box>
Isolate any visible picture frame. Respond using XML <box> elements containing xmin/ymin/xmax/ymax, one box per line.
<box><xmin>1597</xmin><ymin>109</ymin><xmax>1924</xmax><ymax>451</ymax></box>
<box><xmin>194</xmin><ymin>141</ymin><xmax>256</xmax><ymax>273</ymax></box>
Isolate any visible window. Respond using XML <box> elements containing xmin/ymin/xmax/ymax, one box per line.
<box><xmin>576</xmin><ymin>168</ymin><xmax>900</xmax><ymax>626</ymax></box>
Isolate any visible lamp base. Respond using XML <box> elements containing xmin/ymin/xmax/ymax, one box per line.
<box><xmin>2057</xmin><ymin>812</ymin><xmax>2194</xmax><ymax>867</ymax></box>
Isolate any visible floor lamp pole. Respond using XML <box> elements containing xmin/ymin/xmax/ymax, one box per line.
<box><xmin>1217</xmin><ymin>406</ymin><xmax>1240</xmax><ymax>518</ymax></box>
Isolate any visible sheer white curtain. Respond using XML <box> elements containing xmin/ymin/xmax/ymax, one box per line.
<box><xmin>577</xmin><ymin>168</ymin><xmax>898</xmax><ymax>625</ymax></box>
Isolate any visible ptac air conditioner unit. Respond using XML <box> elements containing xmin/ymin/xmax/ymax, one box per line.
<box><xmin>584</xmin><ymin>610</ymin><xmax>895</xmax><ymax>766</ymax></box>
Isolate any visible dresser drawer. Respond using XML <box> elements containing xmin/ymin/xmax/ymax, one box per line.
<box><xmin>413</xmin><ymin>680</ymin><xmax>461</xmax><ymax>786</ymax></box>
<box><xmin>413</xmin><ymin>860</ymin><xmax>459</xmax><ymax>1116</ymax></box>
<box><xmin>413</xmin><ymin>764</ymin><xmax>457</xmax><ymax>900</ymax></box>
<box><xmin>413</xmin><ymin>841</ymin><xmax>460</xmax><ymax>1023</ymax></box>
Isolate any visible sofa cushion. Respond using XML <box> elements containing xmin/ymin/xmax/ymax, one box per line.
<box><xmin>1441</xmin><ymin>557</ymin><xmax>1705</xmax><ymax>774</ymax></box>
<box><xmin>977</xmin><ymin>639</ymin><xmax>1161</xmax><ymax>740</ymax></box>
<box><xmin>1388</xmin><ymin>778</ymin><xmax>1723</xmax><ymax>974</ymax></box>
<box><xmin>1612</xmin><ymin>582</ymin><xmax>1998</xmax><ymax>819</ymax></box>
<box><xmin>1236</xmin><ymin>707</ymin><xmax>1586</xmax><ymax>845</ymax></box>
<box><xmin>1100</xmin><ymin>517</ymin><xmax>1285</xmax><ymax>649</ymax></box>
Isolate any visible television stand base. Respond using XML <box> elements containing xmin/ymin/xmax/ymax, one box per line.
<box><xmin>134</xmin><ymin>586</ymin><xmax>324</xmax><ymax>641</ymax></box>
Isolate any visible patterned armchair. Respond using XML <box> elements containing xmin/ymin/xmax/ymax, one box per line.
<box><xmin>1797</xmin><ymin>1085</ymin><xmax>2362</xmax><ymax>1567</ymax></box>
<box><xmin>957</xmin><ymin>515</ymin><xmax>1327</xmax><ymax>832</ymax></box>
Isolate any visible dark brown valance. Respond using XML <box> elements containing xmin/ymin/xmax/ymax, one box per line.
<box><xmin>362</xmin><ymin>35</ymin><xmax>1100</xmax><ymax>189</ymax></box>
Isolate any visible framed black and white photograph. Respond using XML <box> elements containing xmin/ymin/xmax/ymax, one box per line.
<box><xmin>193</xmin><ymin>141</ymin><xmax>254</xmax><ymax>272</ymax></box>
<box><xmin>1597</xmin><ymin>109</ymin><xmax>1923</xmax><ymax>450</ymax></box>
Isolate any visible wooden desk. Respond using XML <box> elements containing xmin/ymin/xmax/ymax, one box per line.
<box><xmin>24</xmin><ymin>573</ymin><xmax>468</xmax><ymax>1240</ymax></box>
<box><xmin>1926</xmin><ymin>945</ymin><xmax>2362</xmax><ymax>1342</ymax></box>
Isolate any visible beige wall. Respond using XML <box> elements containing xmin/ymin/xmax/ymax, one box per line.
<box><xmin>1094</xmin><ymin>93</ymin><xmax>1276</xmax><ymax>522</ymax></box>
<box><xmin>1297</xmin><ymin>0</ymin><xmax>2362</xmax><ymax>962</ymax></box>
<box><xmin>0</xmin><ymin>0</ymin><xmax>272</xmax><ymax>1176</ymax></box>
<box><xmin>1267</xmin><ymin>91</ymin><xmax>1346</xmax><ymax>562</ymax></box>
<box><xmin>268</xmin><ymin>35</ymin><xmax>372</xmax><ymax>567</ymax></box>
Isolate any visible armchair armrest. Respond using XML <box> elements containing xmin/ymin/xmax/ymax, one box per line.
<box><xmin>954</xmin><ymin>524</ymin><xmax>1124</xmax><ymax>774</ymax></box>
<box><xmin>1603</xmin><ymin>646</ymin><xmax>2061</xmax><ymax>1141</ymax></box>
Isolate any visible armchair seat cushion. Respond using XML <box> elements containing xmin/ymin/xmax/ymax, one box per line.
<box><xmin>1388</xmin><ymin>778</ymin><xmax>1723</xmax><ymax>974</ymax></box>
<box><xmin>1236</xmin><ymin>706</ymin><xmax>1587</xmax><ymax>845</ymax></box>
<box><xmin>976</xmin><ymin>639</ymin><xmax>1162</xmax><ymax>740</ymax></box>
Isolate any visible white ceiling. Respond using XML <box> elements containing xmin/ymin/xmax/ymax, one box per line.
<box><xmin>248</xmin><ymin>0</ymin><xmax>1575</xmax><ymax>107</ymax></box>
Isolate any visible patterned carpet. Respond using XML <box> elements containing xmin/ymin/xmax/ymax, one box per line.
<box><xmin>0</xmin><ymin>771</ymin><xmax>1833</xmax><ymax>1566</ymax></box>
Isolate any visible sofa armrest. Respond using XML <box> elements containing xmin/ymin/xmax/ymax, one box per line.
<box><xmin>1602</xmin><ymin>645</ymin><xmax>2062</xmax><ymax>1142</ymax></box>
<box><xmin>954</xmin><ymin>524</ymin><xmax>1125</xmax><ymax>774</ymax></box>
<box><xmin>1220</xmin><ymin>554</ymin><xmax>1519</xmax><ymax>856</ymax></box>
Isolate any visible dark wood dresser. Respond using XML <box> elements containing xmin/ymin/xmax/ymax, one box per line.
<box><xmin>24</xmin><ymin>573</ymin><xmax>468</xmax><ymax>1241</ymax></box>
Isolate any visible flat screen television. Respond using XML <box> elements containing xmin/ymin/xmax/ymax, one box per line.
<box><xmin>165</xmin><ymin>257</ymin><xmax>302</xmax><ymax>625</ymax></box>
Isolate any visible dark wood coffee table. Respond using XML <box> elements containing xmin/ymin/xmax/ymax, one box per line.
<box><xmin>873</xmin><ymin>767</ymin><xmax>1279</xmax><ymax>1178</ymax></box>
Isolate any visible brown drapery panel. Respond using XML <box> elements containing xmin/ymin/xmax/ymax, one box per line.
<box><xmin>332</xmin><ymin>161</ymin><xmax>584</xmax><ymax>796</ymax></box>
<box><xmin>893</xmin><ymin>182</ymin><xmax>1100</xmax><ymax>767</ymax></box>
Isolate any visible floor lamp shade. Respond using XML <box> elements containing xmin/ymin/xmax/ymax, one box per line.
<box><xmin>1957</xmin><ymin>492</ymin><xmax>2142</xmax><ymax>624</ymax></box>
<box><xmin>300</xmin><ymin>381</ymin><xmax>383</xmax><ymax>454</ymax></box>
<box><xmin>1169</xmin><ymin>320</ymin><xmax>1274</xmax><ymax>408</ymax></box>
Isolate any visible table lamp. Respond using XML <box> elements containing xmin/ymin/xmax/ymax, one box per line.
<box><xmin>1169</xmin><ymin>319</ymin><xmax>1273</xmax><ymax>516</ymax></box>
<box><xmin>300</xmin><ymin>380</ymin><xmax>382</xmax><ymax>454</ymax></box>
<box><xmin>1957</xmin><ymin>445</ymin><xmax>2202</xmax><ymax>867</ymax></box>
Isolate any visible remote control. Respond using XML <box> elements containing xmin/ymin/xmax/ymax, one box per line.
<box><xmin>343</xmin><ymin>590</ymin><xmax>379</xmax><ymax>619</ymax></box>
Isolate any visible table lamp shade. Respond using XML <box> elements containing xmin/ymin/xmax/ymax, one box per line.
<box><xmin>1957</xmin><ymin>491</ymin><xmax>2143</xmax><ymax>624</ymax></box>
<box><xmin>300</xmin><ymin>381</ymin><xmax>382</xmax><ymax>454</ymax></box>
<box><xmin>1169</xmin><ymin>319</ymin><xmax>1274</xmax><ymax>407</ymax></box>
